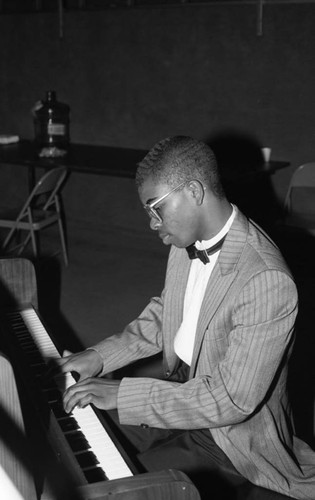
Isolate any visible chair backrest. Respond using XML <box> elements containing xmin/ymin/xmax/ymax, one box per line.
<box><xmin>284</xmin><ymin>162</ymin><xmax>315</xmax><ymax>213</ymax></box>
<box><xmin>19</xmin><ymin>167</ymin><xmax>68</xmax><ymax>216</ymax></box>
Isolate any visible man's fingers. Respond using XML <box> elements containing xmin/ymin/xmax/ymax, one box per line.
<box><xmin>62</xmin><ymin>377</ymin><xmax>120</xmax><ymax>413</ymax></box>
<box><xmin>64</xmin><ymin>391</ymin><xmax>93</xmax><ymax>414</ymax></box>
<box><xmin>63</xmin><ymin>387</ymin><xmax>85</xmax><ymax>413</ymax></box>
<box><xmin>63</xmin><ymin>378</ymin><xmax>94</xmax><ymax>413</ymax></box>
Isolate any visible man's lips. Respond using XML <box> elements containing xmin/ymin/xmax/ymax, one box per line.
<box><xmin>159</xmin><ymin>233</ymin><xmax>170</xmax><ymax>243</ymax></box>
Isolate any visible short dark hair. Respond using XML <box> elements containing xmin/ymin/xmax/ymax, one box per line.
<box><xmin>136</xmin><ymin>136</ymin><xmax>225</xmax><ymax>198</ymax></box>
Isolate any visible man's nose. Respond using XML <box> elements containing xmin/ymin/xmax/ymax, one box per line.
<box><xmin>150</xmin><ymin>217</ymin><xmax>161</xmax><ymax>231</ymax></box>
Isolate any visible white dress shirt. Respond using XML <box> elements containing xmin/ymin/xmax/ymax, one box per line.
<box><xmin>174</xmin><ymin>205</ymin><xmax>236</xmax><ymax>366</ymax></box>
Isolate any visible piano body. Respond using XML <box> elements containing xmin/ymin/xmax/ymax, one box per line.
<box><xmin>0</xmin><ymin>258</ymin><xmax>200</xmax><ymax>500</ymax></box>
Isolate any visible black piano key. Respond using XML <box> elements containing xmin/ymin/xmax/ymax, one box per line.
<box><xmin>59</xmin><ymin>417</ymin><xmax>80</xmax><ymax>433</ymax></box>
<box><xmin>24</xmin><ymin>352</ymin><xmax>44</xmax><ymax>364</ymax></box>
<box><xmin>83</xmin><ymin>467</ymin><xmax>108</xmax><ymax>483</ymax></box>
<box><xmin>17</xmin><ymin>343</ymin><xmax>39</xmax><ymax>354</ymax></box>
<box><xmin>49</xmin><ymin>400</ymin><xmax>68</xmax><ymax>418</ymax></box>
<box><xmin>11</xmin><ymin>322</ymin><xmax>28</xmax><ymax>330</ymax></box>
<box><xmin>75</xmin><ymin>451</ymin><xmax>99</xmax><ymax>468</ymax></box>
<box><xmin>43</xmin><ymin>387</ymin><xmax>61</xmax><ymax>402</ymax></box>
<box><xmin>65</xmin><ymin>431</ymin><xmax>91</xmax><ymax>453</ymax></box>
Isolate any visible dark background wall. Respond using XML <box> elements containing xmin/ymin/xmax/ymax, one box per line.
<box><xmin>0</xmin><ymin>2</ymin><xmax>315</xmax><ymax>203</ymax></box>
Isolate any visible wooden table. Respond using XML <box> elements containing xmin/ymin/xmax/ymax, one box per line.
<box><xmin>0</xmin><ymin>140</ymin><xmax>146</xmax><ymax>190</ymax></box>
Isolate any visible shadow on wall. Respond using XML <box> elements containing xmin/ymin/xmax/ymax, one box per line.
<box><xmin>271</xmin><ymin>226</ymin><xmax>315</xmax><ymax>449</ymax></box>
<box><xmin>206</xmin><ymin>129</ymin><xmax>283</xmax><ymax>231</ymax></box>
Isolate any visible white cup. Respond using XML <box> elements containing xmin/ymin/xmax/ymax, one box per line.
<box><xmin>261</xmin><ymin>147</ymin><xmax>271</xmax><ymax>163</ymax></box>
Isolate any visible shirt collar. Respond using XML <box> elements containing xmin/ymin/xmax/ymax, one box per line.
<box><xmin>195</xmin><ymin>204</ymin><xmax>236</xmax><ymax>251</ymax></box>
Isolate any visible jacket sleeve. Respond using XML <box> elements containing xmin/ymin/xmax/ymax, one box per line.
<box><xmin>116</xmin><ymin>269</ymin><xmax>298</xmax><ymax>429</ymax></box>
<box><xmin>91</xmin><ymin>291</ymin><xmax>165</xmax><ymax>375</ymax></box>
<box><xmin>91</xmin><ymin>246</ymin><xmax>179</xmax><ymax>375</ymax></box>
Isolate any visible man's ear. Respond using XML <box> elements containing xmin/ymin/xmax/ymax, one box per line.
<box><xmin>186</xmin><ymin>180</ymin><xmax>205</xmax><ymax>205</ymax></box>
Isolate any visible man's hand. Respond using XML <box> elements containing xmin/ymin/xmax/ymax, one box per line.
<box><xmin>62</xmin><ymin>377</ymin><xmax>121</xmax><ymax>414</ymax></box>
<box><xmin>57</xmin><ymin>349</ymin><xmax>103</xmax><ymax>381</ymax></box>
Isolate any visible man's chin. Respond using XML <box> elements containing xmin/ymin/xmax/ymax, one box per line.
<box><xmin>159</xmin><ymin>233</ymin><xmax>192</xmax><ymax>249</ymax></box>
<box><xmin>171</xmin><ymin>240</ymin><xmax>192</xmax><ymax>249</ymax></box>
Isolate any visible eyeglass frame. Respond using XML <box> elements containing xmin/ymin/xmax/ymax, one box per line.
<box><xmin>143</xmin><ymin>180</ymin><xmax>188</xmax><ymax>223</ymax></box>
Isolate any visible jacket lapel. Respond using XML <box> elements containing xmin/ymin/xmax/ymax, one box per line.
<box><xmin>190</xmin><ymin>209</ymin><xmax>249</xmax><ymax>375</ymax></box>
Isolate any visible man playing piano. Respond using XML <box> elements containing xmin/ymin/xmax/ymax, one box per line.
<box><xmin>60</xmin><ymin>136</ymin><xmax>315</xmax><ymax>499</ymax></box>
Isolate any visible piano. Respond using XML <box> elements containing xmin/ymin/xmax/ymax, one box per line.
<box><xmin>0</xmin><ymin>258</ymin><xmax>201</xmax><ymax>500</ymax></box>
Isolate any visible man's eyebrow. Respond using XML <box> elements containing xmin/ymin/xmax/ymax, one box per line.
<box><xmin>145</xmin><ymin>197</ymin><xmax>156</xmax><ymax>205</ymax></box>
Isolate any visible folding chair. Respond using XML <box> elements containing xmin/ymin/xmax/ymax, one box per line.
<box><xmin>0</xmin><ymin>167</ymin><xmax>69</xmax><ymax>265</ymax></box>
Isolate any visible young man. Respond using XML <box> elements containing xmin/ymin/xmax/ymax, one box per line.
<box><xmin>59</xmin><ymin>137</ymin><xmax>315</xmax><ymax>499</ymax></box>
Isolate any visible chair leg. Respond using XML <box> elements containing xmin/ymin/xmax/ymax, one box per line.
<box><xmin>2</xmin><ymin>225</ymin><xmax>19</xmax><ymax>250</ymax></box>
<box><xmin>17</xmin><ymin>233</ymin><xmax>31</xmax><ymax>256</ymax></box>
<box><xmin>3</xmin><ymin>227</ymin><xmax>33</xmax><ymax>257</ymax></box>
<box><xmin>30</xmin><ymin>228</ymin><xmax>38</xmax><ymax>257</ymax></box>
<box><xmin>58</xmin><ymin>218</ymin><xmax>69</xmax><ymax>266</ymax></box>
<box><xmin>26</xmin><ymin>208</ymin><xmax>38</xmax><ymax>258</ymax></box>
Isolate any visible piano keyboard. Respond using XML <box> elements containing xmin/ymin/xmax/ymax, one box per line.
<box><xmin>7</xmin><ymin>307</ymin><xmax>133</xmax><ymax>483</ymax></box>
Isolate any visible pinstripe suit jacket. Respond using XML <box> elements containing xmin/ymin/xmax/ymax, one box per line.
<box><xmin>94</xmin><ymin>207</ymin><xmax>315</xmax><ymax>498</ymax></box>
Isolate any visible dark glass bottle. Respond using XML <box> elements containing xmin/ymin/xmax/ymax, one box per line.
<box><xmin>33</xmin><ymin>90</ymin><xmax>70</xmax><ymax>155</ymax></box>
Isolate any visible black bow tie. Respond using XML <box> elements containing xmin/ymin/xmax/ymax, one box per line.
<box><xmin>186</xmin><ymin>236</ymin><xmax>226</xmax><ymax>265</ymax></box>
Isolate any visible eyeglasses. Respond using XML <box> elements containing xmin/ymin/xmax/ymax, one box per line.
<box><xmin>143</xmin><ymin>181</ymin><xmax>187</xmax><ymax>223</ymax></box>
